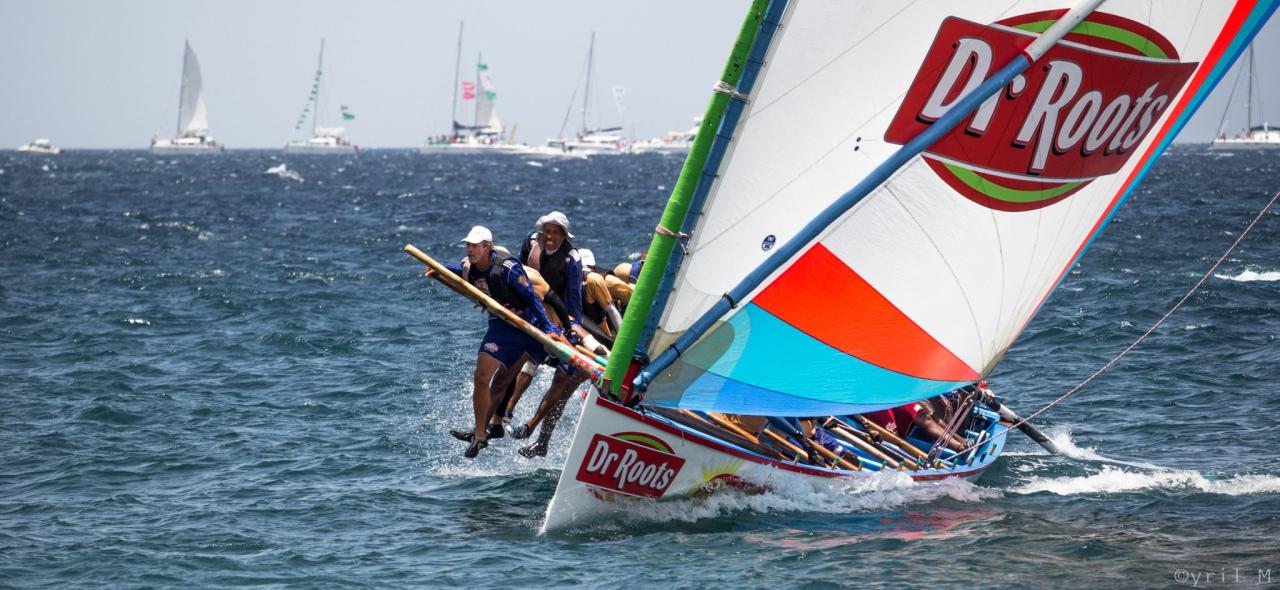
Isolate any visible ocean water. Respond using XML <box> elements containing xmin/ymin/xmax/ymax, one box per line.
<box><xmin>2</xmin><ymin>148</ymin><xmax>1279</xmax><ymax>588</ymax></box>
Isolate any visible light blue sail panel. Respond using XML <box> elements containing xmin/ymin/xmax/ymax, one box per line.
<box><xmin>642</xmin><ymin>304</ymin><xmax>970</xmax><ymax>416</ymax></box>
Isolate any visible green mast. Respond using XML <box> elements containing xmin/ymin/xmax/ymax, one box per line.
<box><xmin>602</xmin><ymin>0</ymin><xmax>771</xmax><ymax>394</ymax></box>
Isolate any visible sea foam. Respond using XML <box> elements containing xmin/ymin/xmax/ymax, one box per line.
<box><xmin>1215</xmin><ymin>269</ymin><xmax>1280</xmax><ymax>282</ymax></box>
<box><xmin>1012</xmin><ymin>465</ymin><xmax>1280</xmax><ymax>496</ymax></box>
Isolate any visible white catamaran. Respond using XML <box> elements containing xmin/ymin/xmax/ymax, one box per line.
<box><xmin>285</xmin><ymin>40</ymin><xmax>358</xmax><ymax>155</ymax></box>
<box><xmin>422</xmin><ymin>22</ymin><xmax>527</xmax><ymax>155</ymax></box>
<box><xmin>151</xmin><ymin>41</ymin><xmax>224</xmax><ymax>154</ymax></box>
<box><xmin>1211</xmin><ymin>43</ymin><xmax>1280</xmax><ymax>149</ymax></box>
<box><xmin>528</xmin><ymin>1</ymin><xmax>1274</xmax><ymax>532</ymax></box>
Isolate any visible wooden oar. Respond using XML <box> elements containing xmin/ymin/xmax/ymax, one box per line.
<box><xmin>404</xmin><ymin>244</ymin><xmax>604</xmax><ymax>380</ymax></box>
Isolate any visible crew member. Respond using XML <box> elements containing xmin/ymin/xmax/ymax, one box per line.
<box><xmin>430</xmin><ymin>226</ymin><xmax>561</xmax><ymax>459</ymax></box>
<box><xmin>508</xmin><ymin>212</ymin><xmax>594</xmax><ymax>458</ymax></box>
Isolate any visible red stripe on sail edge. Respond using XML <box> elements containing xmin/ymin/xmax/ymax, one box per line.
<box><xmin>1010</xmin><ymin>1</ymin><xmax>1262</xmax><ymax>345</ymax></box>
<box><xmin>752</xmin><ymin>243</ymin><xmax>979</xmax><ymax>383</ymax></box>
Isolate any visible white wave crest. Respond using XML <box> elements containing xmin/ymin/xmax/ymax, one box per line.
<box><xmin>1215</xmin><ymin>269</ymin><xmax>1280</xmax><ymax>282</ymax></box>
<box><xmin>1006</xmin><ymin>428</ymin><xmax>1168</xmax><ymax>471</ymax></box>
<box><xmin>265</xmin><ymin>163</ymin><xmax>304</xmax><ymax>182</ymax></box>
<box><xmin>558</xmin><ymin>469</ymin><xmax>998</xmax><ymax>534</ymax></box>
<box><xmin>1012</xmin><ymin>465</ymin><xmax>1280</xmax><ymax>496</ymax></box>
<box><xmin>123</xmin><ymin>318</ymin><xmax>150</xmax><ymax>325</ymax></box>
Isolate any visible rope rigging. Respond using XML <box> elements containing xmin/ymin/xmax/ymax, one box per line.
<box><xmin>961</xmin><ymin>189</ymin><xmax>1280</xmax><ymax>456</ymax></box>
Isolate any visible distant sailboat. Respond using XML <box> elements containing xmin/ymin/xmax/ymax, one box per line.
<box><xmin>422</xmin><ymin>22</ymin><xmax>526</xmax><ymax>155</ymax></box>
<box><xmin>1211</xmin><ymin>43</ymin><xmax>1280</xmax><ymax>149</ymax></box>
<box><xmin>543</xmin><ymin>32</ymin><xmax>628</xmax><ymax>156</ymax></box>
<box><xmin>285</xmin><ymin>40</ymin><xmax>358</xmax><ymax>155</ymax></box>
<box><xmin>151</xmin><ymin>41</ymin><xmax>224</xmax><ymax>154</ymax></box>
<box><xmin>630</xmin><ymin>116</ymin><xmax>700</xmax><ymax>155</ymax></box>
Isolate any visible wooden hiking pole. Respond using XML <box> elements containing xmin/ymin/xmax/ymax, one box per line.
<box><xmin>849</xmin><ymin>415</ymin><xmax>944</xmax><ymax>469</ymax></box>
<box><xmin>703</xmin><ymin>413</ymin><xmax>789</xmax><ymax>461</ymax></box>
<box><xmin>678</xmin><ymin>411</ymin><xmax>786</xmax><ymax>461</ymax></box>
<box><xmin>835</xmin><ymin>424</ymin><xmax>918</xmax><ymax>471</ymax></box>
<box><xmin>404</xmin><ymin>244</ymin><xmax>604</xmax><ymax>380</ymax></box>
<box><xmin>825</xmin><ymin>424</ymin><xmax>907</xmax><ymax>470</ymax></box>
<box><xmin>756</xmin><ymin>426</ymin><xmax>860</xmax><ymax>471</ymax></box>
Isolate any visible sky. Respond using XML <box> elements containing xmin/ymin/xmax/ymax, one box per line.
<box><xmin>1</xmin><ymin>1</ymin><xmax>1277</xmax><ymax>149</ymax></box>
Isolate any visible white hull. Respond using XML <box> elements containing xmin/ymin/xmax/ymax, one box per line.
<box><xmin>150</xmin><ymin>144</ymin><xmax>224</xmax><ymax>155</ymax></box>
<box><xmin>630</xmin><ymin>144</ymin><xmax>691</xmax><ymax>155</ymax></box>
<box><xmin>541</xmin><ymin>391</ymin><xmax>1006</xmax><ymax>533</ymax></box>
<box><xmin>284</xmin><ymin>143</ymin><xmax>358</xmax><ymax>155</ymax></box>
<box><xmin>1209</xmin><ymin>139</ymin><xmax>1280</xmax><ymax>150</ymax></box>
<box><xmin>419</xmin><ymin>143</ymin><xmax>529</xmax><ymax>155</ymax></box>
<box><xmin>18</xmin><ymin>139</ymin><xmax>61</xmax><ymax>154</ymax></box>
<box><xmin>520</xmin><ymin>145</ymin><xmax>589</xmax><ymax>160</ymax></box>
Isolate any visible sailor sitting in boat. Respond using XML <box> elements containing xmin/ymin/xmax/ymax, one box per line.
<box><xmin>427</xmin><ymin>225</ymin><xmax>562</xmax><ymax>459</ymax></box>
<box><xmin>612</xmin><ymin>249</ymin><xmax>646</xmax><ymax>285</ymax></box>
<box><xmin>862</xmin><ymin>393</ymin><xmax>968</xmax><ymax>453</ymax></box>
<box><xmin>577</xmin><ymin>248</ymin><xmax>627</xmax><ymax>339</ymax></box>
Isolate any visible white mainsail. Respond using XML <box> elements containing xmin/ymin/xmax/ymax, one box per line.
<box><xmin>177</xmin><ymin>41</ymin><xmax>209</xmax><ymax>137</ymax></box>
<box><xmin>631</xmin><ymin>1</ymin><xmax>1271</xmax><ymax>416</ymax></box>
<box><xmin>473</xmin><ymin>60</ymin><xmax>502</xmax><ymax>133</ymax></box>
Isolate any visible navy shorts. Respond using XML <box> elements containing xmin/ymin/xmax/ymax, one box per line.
<box><xmin>478</xmin><ymin>320</ymin><xmax>547</xmax><ymax>368</ymax></box>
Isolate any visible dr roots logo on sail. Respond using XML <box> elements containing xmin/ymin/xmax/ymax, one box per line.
<box><xmin>575</xmin><ymin>431</ymin><xmax>685</xmax><ymax>498</ymax></box>
<box><xmin>885</xmin><ymin>10</ymin><xmax>1197</xmax><ymax>211</ymax></box>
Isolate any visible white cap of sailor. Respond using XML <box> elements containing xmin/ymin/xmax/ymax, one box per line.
<box><xmin>460</xmin><ymin>225</ymin><xmax>493</xmax><ymax>244</ymax></box>
<box><xmin>578</xmin><ymin>248</ymin><xmax>597</xmax><ymax>269</ymax></box>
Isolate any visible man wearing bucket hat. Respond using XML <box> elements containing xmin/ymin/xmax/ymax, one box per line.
<box><xmin>431</xmin><ymin>225</ymin><xmax>562</xmax><ymax>459</ymax></box>
<box><xmin>503</xmin><ymin>211</ymin><xmax>596</xmax><ymax>458</ymax></box>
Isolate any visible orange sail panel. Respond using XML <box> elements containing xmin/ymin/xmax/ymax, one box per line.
<box><xmin>753</xmin><ymin>243</ymin><xmax>978</xmax><ymax>382</ymax></box>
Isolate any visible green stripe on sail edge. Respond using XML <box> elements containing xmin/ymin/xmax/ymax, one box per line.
<box><xmin>602</xmin><ymin>0</ymin><xmax>773</xmax><ymax>394</ymax></box>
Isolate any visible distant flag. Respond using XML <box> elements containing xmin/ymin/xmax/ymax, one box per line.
<box><xmin>478</xmin><ymin>63</ymin><xmax>489</xmax><ymax>71</ymax></box>
<box><xmin>340</xmin><ymin>105</ymin><xmax>356</xmax><ymax>121</ymax></box>
<box><xmin>611</xmin><ymin>86</ymin><xmax>627</xmax><ymax>115</ymax></box>
<box><xmin>478</xmin><ymin>70</ymin><xmax>496</xmax><ymax>102</ymax></box>
<box><xmin>461</xmin><ymin>81</ymin><xmax>476</xmax><ymax>100</ymax></box>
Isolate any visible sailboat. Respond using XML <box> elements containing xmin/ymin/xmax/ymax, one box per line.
<box><xmin>285</xmin><ymin>40</ymin><xmax>358</xmax><ymax>155</ymax></box>
<box><xmin>1211</xmin><ymin>43</ymin><xmax>1280</xmax><ymax>149</ymax></box>
<box><xmin>542</xmin><ymin>33</ymin><xmax>629</xmax><ymax>156</ymax></box>
<box><xmin>422</xmin><ymin>22</ymin><xmax>527</xmax><ymax>155</ymax></box>
<box><xmin>151</xmin><ymin>41</ymin><xmax>224</xmax><ymax>154</ymax></box>
<box><xmin>630</xmin><ymin>117</ymin><xmax>700</xmax><ymax>155</ymax></box>
<box><xmin>534</xmin><ymin>1</ymin><xmax>1276</xmax><ymax>532</ymax></box>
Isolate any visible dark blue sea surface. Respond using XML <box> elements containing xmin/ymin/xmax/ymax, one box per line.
<box><xmin>2</xmin><ymin>148</ymin><xmax>1278</xmax><ymax>588</ymax></box>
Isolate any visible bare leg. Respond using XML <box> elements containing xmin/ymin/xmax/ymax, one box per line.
<box><xmin>476</xmin><ymin>354</ymin><xmax>526</xmax><ymax>431</ymax></box>
<box><xmin>500</xmin><ymin>366</ymin><xmax>537</xmax><ymax>421</ymax></box>
<box><xmin>471</xmin><ymin>352</ymin><xmax>505</xmax><ymax>441</ymax></box>
<box><xmin>530</xmin><ymin>369</ymin><xmax>589</xmax><ymax>436</ymax></box>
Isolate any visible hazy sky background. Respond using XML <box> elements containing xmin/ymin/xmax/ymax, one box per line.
<box><xmin>2</xmin><ymin>1</ymin><xmax>1277</xmax><ymax>148</ymax></box>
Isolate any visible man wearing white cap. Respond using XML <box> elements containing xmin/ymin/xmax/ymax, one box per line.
<box><xmin>430</xmin><ymin>225</ymin><xmax>562</xmax><ymax>459</ymax></box>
